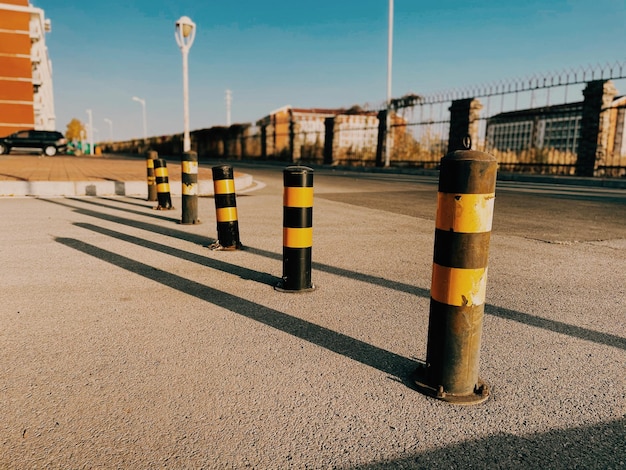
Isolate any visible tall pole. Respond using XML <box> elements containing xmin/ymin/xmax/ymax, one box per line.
<box><xmin>176</xmin><ymin>16</ymin><xmax>196</xmax><ymax>153</ymax></box>
<box><xmin>182</xmin><ymin>48</ymin><xmax>190</xmax><ymax>151</ymax></box>
<box><xmin>384</xmin><ymin>0</ymin><xmax>394</xmax><ymax>167</ymax></box>
<box><xmin>104</xmin><ymin>118</ymin><xmax>113</xmax><ymax>142</ymax></box>
<box><xmin>86</xmin><ymin>108</ymin><xmax>93</xmax><ymax>156</ymax></box>
<box><xmin>225</xmin><ymin>89</ymin><xmax>232</xmax><ymax>126</ymax></box>
<box><xmin>132</xmin><ymin>96</ymin><xmax>147</xmax><ymax>140</ymax></box>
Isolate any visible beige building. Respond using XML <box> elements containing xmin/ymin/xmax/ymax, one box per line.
<box><xmin>0</xmin><ymin>0</ymin><xmax>55</xmax><ymax>136</ymax></box>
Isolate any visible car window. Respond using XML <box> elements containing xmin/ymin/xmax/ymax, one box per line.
<box><xmin>16</xmin><ymin>131</ymin><xmax>29</xmax><ymax>138</ymax></box>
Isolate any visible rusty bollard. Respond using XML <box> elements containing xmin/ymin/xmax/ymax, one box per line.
<box><xmin>154</xmin><ymin>158</ymin><xmax>173</xmax><ymax>210</ymax></box>
<box><xmin>180</xmin><ymin>150</ymin><xmax>200</xmax><ymax>224</ymax></box>
<box><xmin>146</xmin><ymin>150</ymin><xmax>157</xmax><ymax>202</ymax></box>
<box><xmin>209</xmin><ymin>165</ymin><xmax>242</xmax><ymax>250</ymax></box>
<box><xmin>413</xmin><ymin>140</ymin><xmax>497</xmax><ymax>404</ymax></box>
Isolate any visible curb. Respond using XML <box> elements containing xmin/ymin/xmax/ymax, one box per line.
<box><xmin>0</xmin><ymin>174</ymin><xmax>254</xmax><ymax>197</ymax></box>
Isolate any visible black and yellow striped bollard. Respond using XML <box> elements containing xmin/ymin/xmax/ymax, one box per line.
<box><xmin>180</xmin><ymin>150</ymin><xmax>200</xmax><ymax>224</ymax></box>
<box><xmin>209</xmin><ymin>165</ymin><xmax>242</xmax><ymax>250</ymax></box>
<box><xmin>275</xmin><ymin>166</ymin><xmax>315</xmax><ymax>293</ymax></box>
<box><xmin>153</xmin><ymin>158</ymin><xmax>173</xmax><ymax>210</ymax></box>
<box><xmin>413</xmin><ymin>140</ymin><xmax>497</xmax><ymax>404</ymax></box>
<box><xmin>146</xmin><ymin>150</ymin><xmax>157</xmax><ymax>202</ymax></box>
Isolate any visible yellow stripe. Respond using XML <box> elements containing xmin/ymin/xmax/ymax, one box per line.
<box><xmin>436</xmin><ymin>193</ymin><xmax>495</xmax><ymax>233</ymax></box>
<box><xmin>182</xmin><ymin>161</ymin><xmax>198</xmax><ymax>174</ymax></box>
<box><xmin>146</xmin><ymin>160</ymin><xmax>154</xmax><ymax>169</ymax></box>
<box><xmin>182</xmin><ymin>183</ymin><xmax>198</xmax><ymax>196</ymax></box>
<box><xmin>156</xmin><ymin>183</ymin><xmax>170</xmax><ymax>192</ymax></box>
<box><xmin>431</xmin><ymin>264</ymin><xmax>487</xmax><ymax>307</ymax></box>
<box><xmin>214</xmin><ymin>179</ymin><xmax>235</xmax><ymax>194</ymax></box>
<box><xmin>216</xmin><ymin>207</ymin><xmax>238</xmax><ymax>222</ymax></box>
<box><xmin>283</xmin><ymin>227</ymin><xmax>313</xmax><ymax>248</ymax></box>
<box><xmin>284</xmin><ymin>187</ymin><xmax>313</xmax><ymax>207</ymax></box>
<box><xmin>155</xmin><ymin>167</ymin><xmax>168</xmax><ymax>177</ymax></box>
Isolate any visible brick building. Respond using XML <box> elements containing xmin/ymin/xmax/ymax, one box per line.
<box><xmin>0</xmin><ymin>0</ymin><xmax>55</xmax><ymax>136</ymax></box>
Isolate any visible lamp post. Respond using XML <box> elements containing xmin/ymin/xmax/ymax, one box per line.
<box><xmin>384</xmin><ymin>0</ymin><xmax>394</xmax><ymax>167</ymax></box>
<box><xmin>175</xmin><ymin>15</ymin><xmax>196</xmax><ymax>153</ymax></box>
<box><xmin>86</xmin><ymin>108</ymin><xmax>94</xmax><ymax>155</ymax></box>
<box><xmin>132</xmin><ymin>96</ymin><xmax>147</xmax><ymax>140</ymax></box>
<box><xmin>104</xmin><ymin>118</ymin><xmax>113</xmax><ymax>142</ymax></box>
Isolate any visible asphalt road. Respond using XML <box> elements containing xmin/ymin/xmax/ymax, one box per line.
<box><xmin>1</xmin><ymin>163</ymin><xmax>625</xmax><ymax>468</ymax></box>
<box><xmin>233</xmin><ymin>162</ymin><xmax>626</xmax><ymax>243</ymax></box>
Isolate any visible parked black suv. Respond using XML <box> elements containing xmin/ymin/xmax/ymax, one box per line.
<box><xmin>0</xmin><ymin>130</ymin><xmax>68</xmax><ymax>156</ymax></box>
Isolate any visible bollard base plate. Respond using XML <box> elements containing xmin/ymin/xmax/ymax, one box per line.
<box><xmin>208</xmin><ymin>242</ymin><xmax>243</xmax><ymax>251</ymax></box>
<box><xmin>274</xmin><ymin>282</ymin><xmax>316</xmax><ymax>294</ymax></box>
<box><xmin>179</xmin><ymin>219</ymin><xmax>202</xmax><ymax>225</ymax></box>
<box><xmin>154</xmin><ymin>205</ymin><xmax>175</xmax><ymax>211</ymax></box>
<box><xmin>412</xmin><ymin>364</ymin><xmax>490</xmax><ymax>405</ymax></box>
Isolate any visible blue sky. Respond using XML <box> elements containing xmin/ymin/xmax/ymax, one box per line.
<box><xmin>33</xmin><ymin>0</ymin><xmax>626</xmax><ymax>142</ymax></box>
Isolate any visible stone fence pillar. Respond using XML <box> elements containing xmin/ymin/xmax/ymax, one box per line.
<box><xmin>576</xmin><ymin>80</ymin><xmax>618</xmax><ymax>177</ymax></box>
<box><xmin>447</xmin><ymin>98</ymin><xmax>483</xmax><ymax>153</ymax></box>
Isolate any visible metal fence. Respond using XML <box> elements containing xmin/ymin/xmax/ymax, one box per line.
<box><xmin>384</xmin><ymin>62</ymin><xmax>626</xmax><ymax>176</ymax></box>
<box><xmin>107</xmin><ymin>62</ymin><xmax>626</xmax><ymax>178</ymax></box>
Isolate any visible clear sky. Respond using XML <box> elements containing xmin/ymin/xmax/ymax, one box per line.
<box><xmin>33</xmin><ymin>0</ymin><xmax>626</xmax><ymax>142</ymax></box>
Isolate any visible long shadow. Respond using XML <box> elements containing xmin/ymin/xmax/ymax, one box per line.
<box><xmin>98</xmin><ymin>196</ymin><xmax>158</xmax><ymax>209</ymax></box>
<box><xmin>485</xmin><ymin>304</ymin><xmax>626</xmax><ymax>350</ymax></box>
<box><xmin>349</xmin><ymin>417</ymin><xmax>626</xmax><ymax>469</ymax></box>
<box><xmin>74</xmin><ymin>222</ymin><xmax>278</xmax><ymax>286</ymax></box>
<box><xmin>67</xmin><ymin>196</ymin><xmax>180</xmax><ymax>223</ymax></box>
<box><xmin>41</xmin><ymin>198</ymin><xmax>626</xmax><ymax>352</ymax></box>
<box><xmin>55</xmin><ymin>236</ymin><xmax>420</xmax><ymax>383</ymax></box>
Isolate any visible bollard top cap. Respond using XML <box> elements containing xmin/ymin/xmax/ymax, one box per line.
<box><xmin>443</xmin><ymin>149</ymin><xmax>497</xmax><ymax>163</ymax></box>
<box><xmin>284</xmin><ymin>165</ymin><xmax>314</xmax><ymax>173</ymax></box>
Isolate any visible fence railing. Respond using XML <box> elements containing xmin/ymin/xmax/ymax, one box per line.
<box><xmin>105</xmin><ymin>62</ymin><xmax>626</xmax><ymax>178</ymax></box>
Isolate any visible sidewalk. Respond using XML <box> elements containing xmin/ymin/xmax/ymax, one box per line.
<box><xmin>0</xmin><ymin>153</ymin><xmax>252</xmax><ymax>196</ymax></box>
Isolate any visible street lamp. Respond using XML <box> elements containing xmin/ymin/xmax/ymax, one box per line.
<box><xmin>86</xmin><ymin>108</ymin><xmax>94</xmax><ymax>155</ymax></box>
<box><xmin>104</xmin><ymin>118</ymin><xmax>113</xmax><ymax>142</ymax></box>
<box><xmin>384</xmin><ymin>0</ymin><xmax>394</xmax><ymax>167</ymax></box>
<box><xmin>175</xmin><ymin>15</ymin><xmax>196</xmax><ymax>152</ymax></box>
<box><xmin>132</xmin><ymin>96</ymin><xmax>147</xmax><ymax>140</ymax></box>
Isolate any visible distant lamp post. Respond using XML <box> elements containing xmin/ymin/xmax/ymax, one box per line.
<box><xmin>175</xmin><ymin>15</ymin><xmax>196</xmax><ymax>152</ymax></box>
<box><xmin>86</xmin><ymin>108</ymin><xmax>94</xmax><ymax>155</ymax></box>
<box><xmin>384</xmin><ymin>0</ymin><xmax>394</xmax><ymax>167</ymax></box>
<box><xmin>104</xmin><ymin>118</ymin><xmax>113</xmax><ymax>142</ymax></box>
<box><xmin>132</xmin><ymin>96</ymin><xmax>147</xmax><ymax>140</ymax></box>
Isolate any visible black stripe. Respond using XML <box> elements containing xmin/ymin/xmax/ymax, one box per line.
<box><xmin>438</xmin><ymin>159</ymin><xmax>497</xmax><ymax>194</ymax></box>
<box><xmin>182</xmin><ymin>173</ymin><xmax>197</xmax><ymax>185</ymax></box>
<box><xmin>153</xmin><ymin>159</ymin><xmax>167</xmax><ymax>170</ymax></box>
<box><xmin>182</xmin><ymin>152</ymin><xmax>197</xmax><ymax>163</ymax></box>
<box><xmin>216</xmin><ymin>221</ymin><xmax>240</xmax><ymax>247</ymax></box>
<box><xmin>284</xmin><ymin>207</ymin><xmax>312</xmax><ymax>228</ymax></box>
<box><xmin>433</xmin><ymin>229</ymin><xmax>491</xmax><ymax>269</ymax></box>
<box><xmin>212</xmin><ymin>165</ymin><xmax>233</xmax><ymax>180</ymax></box>
<box><xmin>155</xmin><ymin>176</ymin><xmax>169</xmax><ymax>184</ymax></box>
<box><xmin>425</xmin><ymin>298</ymin><xmax>484</xmax><ymax>394</ymax></box>
<box><xmin>282</xmin><ymin>246</ymin><xmax>312</xmax><ymax>290</ymax></box>
<box><xmin>215</xmin><ymin>193</ymin><xmax>237</xmax><ymax>208</ymax></box>
<box><xmin>284</xmin><ymin>166</ymin><xmax>313</xmax><ymax>187</ymax></box>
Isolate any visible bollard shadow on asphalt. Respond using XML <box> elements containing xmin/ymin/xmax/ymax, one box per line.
<box><xmin>67</xmin><ymin>196</ymin><xmax>180</xmax><ymax>223</ymax></box>
<box><xmin>41</xmin><ymin>197</ymin><xmax>626</xmax><ymax>353</ymax></box>
<box><xmin>348</xmin><ymin>416</ymin><xmax>626</xmax><ymax>469</ymax></box>
<box><xmin>73</xmin><ymin>222</ymin><xmax>278</xmax><ymax>286</ymax></box>
<box><xmin>55</xmin><ymin>236</ymin><xmax>421</xmax><ymax>386</ymax></box>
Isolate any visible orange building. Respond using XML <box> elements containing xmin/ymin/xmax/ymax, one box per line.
<box><xmin>0</xmin><ymin>0</ymin><xmax>55</xmax><ymax>136</ymax></box>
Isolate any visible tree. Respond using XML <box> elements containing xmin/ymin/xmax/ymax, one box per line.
<box><xmin>65</xmin><ymin>118</ymin><xmax>85</xmax><ymax>141</ymax></box>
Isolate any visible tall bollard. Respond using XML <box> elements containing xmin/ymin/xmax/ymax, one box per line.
<box><xmin>209</xmin><ymin>165</ymin><xmax>242</xmax><ymax>250</ymax></box>
<box><xmin>146</xmin><ymin>150</ymin><xmax>158</xmax><ymax>202</ymax></box>
<box><xmin>413</xmin><ymin>139</ymin><xmax>497</xmax><ymax>404</ymax></box>
<box><xmin>153</xmin><ymin>158</ymin><xmax>173</xmax><ymax>210</ymax></box>
<box><xmin>180</xmin><ymin>150</ymin><xmax>200</xmax><ymax>224</ymax></box>
<box><xmin>276</xmin><ymin>166</ymin><xmax>315</xmax><ymax>293</ymax></box>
